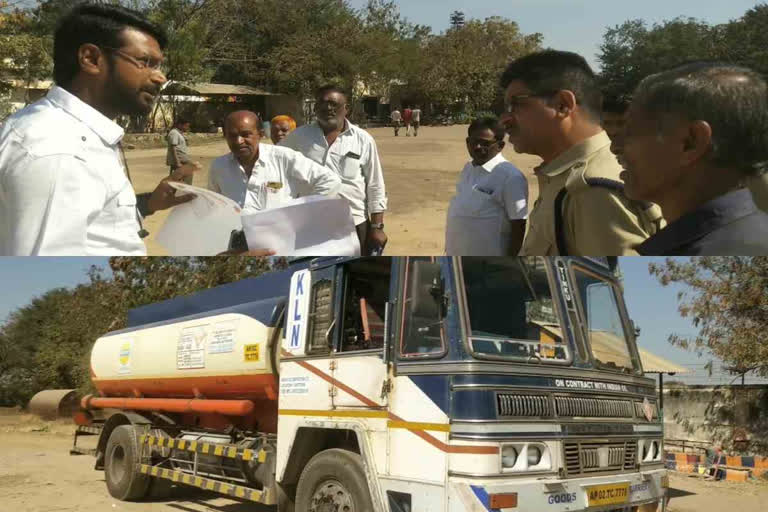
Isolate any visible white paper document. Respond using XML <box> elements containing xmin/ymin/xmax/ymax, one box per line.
<box><xmin>241</xmin><ymin>195</ymin><xmax>360</xmax><ymax>256</ymax></box>
<box><xmin>155</xmin><ymin>183</ymin><xmax>243</xmax><ymax>256</ymax></box>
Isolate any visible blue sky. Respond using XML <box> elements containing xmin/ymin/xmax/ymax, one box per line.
<box><xmin>0</xmin><ymin>257</ymin><xmax>110</xmax><ymax>323</ymax></box>
<box><xmin>0</xmin><ymin>257</ymin><xmax>705</xmax><ymax>368</ymax></box>
<box><xmin>347</xmin><ymin>0</ymin><xmax>761</xmax><ymax>69</ymax></box>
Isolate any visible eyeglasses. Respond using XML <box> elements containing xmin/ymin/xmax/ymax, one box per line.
<box><xmin>466</xmin><ymin>137</ymin><xmax>502</xmax><ymax>149</ymax></box>
<box><xmin>102</xmin><ymin>47</ymin><xmax>166</xmax><ymax>74</ymax></box>
<box><xmin>504</xmin><ymin>91</ymin><xmax>558</xmax><ymax>113</ymax></box>
<box><xmin>316</xmin><ymin>100</ymin><xmax>346</xmax><ymax>110</ymax></box>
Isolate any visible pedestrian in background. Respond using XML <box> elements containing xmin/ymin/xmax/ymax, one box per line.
<box><xmin>167</xmin><ymin>116</ymin><xmax>192</xmax><ymax>184</ymax></box>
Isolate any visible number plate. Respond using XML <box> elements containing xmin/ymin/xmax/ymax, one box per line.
<box><xmin>585</xmin><ymin>482</ymin><xmax>630</xmax><ymax>507</ymax></box>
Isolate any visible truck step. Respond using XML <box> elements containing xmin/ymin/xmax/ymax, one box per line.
<box><xmin>138</xmin><ymin>464</ymin><xmax>273</xmax><ymax>504</ymax></box>
<box><xmin>140</xmin><ymin>434</ymin><xmax>268</xmax><ymax>463</ymax></box>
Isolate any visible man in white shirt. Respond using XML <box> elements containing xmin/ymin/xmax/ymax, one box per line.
<box><xmin>0</xmin><ymin>3</ymin><xmax>195</xmax><ymax>256</ymax></box>
<box><xmin>390</xmin><ymin>108</ymin><xmax>402</xmax><ymax>136</ymax></box>
<box><xmin>281</xmin><ymin>85</ymin><xmax>388</xmax><ymax>255</ymax></box>
<box><xmin>411</xmin><ymin>106</ymin><xmax>422</xmax><ymax>137</ymax></box>
<box><xmin>208</xmin><ymin>110</ymin><xmax>341</xmax><ymax>214</ymax></box>
<box><xmin>445</xmin><ymin>116</ymin><xmax>528</xmax><ymax>255</ymax></box>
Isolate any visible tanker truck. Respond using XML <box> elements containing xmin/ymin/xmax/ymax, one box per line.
<box><xmin>72</xmin><ymin>256</ymin><xmax>668</xmax><ymax>512</ymax></box>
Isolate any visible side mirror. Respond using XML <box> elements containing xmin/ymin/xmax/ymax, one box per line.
<box><xmin>410</xmin><ymin>261</ymin><xmax>444</xmax><ymax>319</ymax></box>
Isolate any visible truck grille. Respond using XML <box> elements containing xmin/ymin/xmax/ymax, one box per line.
<box><xmin>496</xmin><ymin>394</ymin><xmax>553</xmax><ymax>417</ymax></box>
<box><xmin>563</xmin><ymin>440</ymin><xmax>637</xmax><ymax>476</ymax></box>
<box><xmin>555</xmin><ymin>396</ymin><xmax>634</xmax><ymax>418</ymax></box>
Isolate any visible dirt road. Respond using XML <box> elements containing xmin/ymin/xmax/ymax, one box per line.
<box><xmin>125</xmin><ymin>125</ymin><xmax>543</xmax><ymax>256</ymax></box>
<box><xmin>3</xmin><ymin>409</ymin><xmax>768</xmax><ymax>512</ymax></box>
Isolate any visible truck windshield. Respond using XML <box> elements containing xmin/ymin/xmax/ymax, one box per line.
<box><xmin>571</xmin><ymin>266</ymin><xmax>638</xmax><ymax>373</ymax></box>
<box><xmin>461</xmin><ymin>257</ymin><xmax>571</xmax><ymax>363</ymax></box>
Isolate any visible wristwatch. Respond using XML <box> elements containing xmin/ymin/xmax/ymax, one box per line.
<box><xmin>370</xmin><ymin>223</ymin><xmax>385</xmax><ymax>230</ymax></box>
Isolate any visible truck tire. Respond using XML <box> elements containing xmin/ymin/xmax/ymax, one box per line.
<box><xmin>295</xmin><ymin>449</ymin><xmax>373</xmax><ymax>512</ymax></box>
<box><xmin>105</xmin><ymin>425</ymin><xmax>150</xmax><ymax>501</ymax></box>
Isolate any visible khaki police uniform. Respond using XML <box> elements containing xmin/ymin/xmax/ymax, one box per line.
<box><xmin>520</xmin><ymin>131</ymin><xmax>663</xmax><ymax>256</ymax></box>
<box><xmin>747</xmin><ymin>172</ymin><xmax>768</xmax><ymax>214</ymax></box>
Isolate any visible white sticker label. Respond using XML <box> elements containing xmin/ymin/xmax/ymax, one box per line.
<box><xmin>209</xmin><ymin>320</ymin><xmax>237</xmax><ymax>354</ymax></box>
<box><xmin>177</xmin><ymin>325</ymin><xmax>207</xmax><ymax>369</ymax></box>
<box><xmin>554</xmin><ymin>378</ymin><xmax>629</xmax><ymax>392</ymax></box>
<box><xmin>117</xmin><ymin>339</ymin><xmax>133</xmax><ymax>375</ymax></box>
<box><xmin>284</xmin><ymin>270</ymin><xmax>311</xmax><ymax>356</ymax></box>
<box><xmin>280</xmin><ymin>376</ymin><xmax>310</xmax><ymax>394</ymax></box>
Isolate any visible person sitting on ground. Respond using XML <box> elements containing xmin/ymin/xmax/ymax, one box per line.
<box><xmin>269</xmin><ymin>115</ymin><xmax>296</xmax><ymax>144</ymax></box>
<box><xmin>611</xmin><ymin>61</ymin><xmax>768</xmax><ymax>255</ymax></box>
<box><xmin>208</xmin><ymin>110</ymin><xmax>341</xmax><ymax>214</ymax></box>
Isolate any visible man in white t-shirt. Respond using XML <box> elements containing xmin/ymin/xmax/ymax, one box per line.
<box><xmin>445</xmin><ymin>116</ymin><xmax>528</xmax><ymax>255</ymax></box>
<box><xmin>411</xmin><ymin>106</ymin><xmax>422</xmax><ymax>137</ymax></box>
<box><xmin>390</xmin><ymin>108</ymin><xmax>402</xmax><ymax>136</ymax></box>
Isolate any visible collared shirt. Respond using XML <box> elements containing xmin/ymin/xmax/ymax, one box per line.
<box><xmin>637</xmin><ymin>188</ymin><xmax>768</xmax><ymax>255</ymax></box>
<box><xmin>280</xmin><ymin>120</ymin><xmax>387</xmax><ymax>225</ymax></box>
<box><xmin>747</xmin><ymin>172</ymin><xmax>768</xmax><ymax>214</ymax></box>
<box><xmin>445</xmin><ymin>153</ymin><xmax>528</xmax><ymax>255</ymax></box>
<box><xmin>166</xmin><ymin>127</ymin><xmax>190</xmax><ymax>167</ymax></box>
<box><xmin>520</xmin><ymin>131</ymin><xmax>654</xmax><ymax>256</ymax></box>
<box><xmin>207</xmin><ymin>143</ymin><xmax>341</xmax><ymax>215</ymax></box>
<box><xmin>0</xmin><ymin>86</ymin><xmax>145</xmax><ymax>256</ymax></box>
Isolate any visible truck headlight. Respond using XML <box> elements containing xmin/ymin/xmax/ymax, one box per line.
<box><xmin>501</xmin><ymin>443</ymin><xmax>552</xmax><ymax>472</ymax></box>
<box><xmin>527</xmin><ymin>445</ymin><xmax>542</xmax><ymax>466</ymax></box>
<box><xmin>502</xmin><ymin>446</ymin><xmax>518</xmax><ymax>468</ymax></box>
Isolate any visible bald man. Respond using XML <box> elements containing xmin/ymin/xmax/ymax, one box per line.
<box><xmin>208</xmin><ymin>111</ymin><xmax>341</xmax><ymax>214</ymax></box>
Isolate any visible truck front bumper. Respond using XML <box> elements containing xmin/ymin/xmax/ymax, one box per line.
<box><xmin>450</xmin><ymin>468</ymin><xmax>667</xmax><ymax>512</ymax></box>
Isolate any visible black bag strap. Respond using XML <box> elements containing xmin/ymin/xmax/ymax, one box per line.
<box><xmin>554</xmin><ymin>177</ymin><xmax>652</xmax><ymax>255</ymax></box>
<box><xmin>554</xmin><ymin>187</ymin><xmax>569</xmax><ymax>256</ymax></box>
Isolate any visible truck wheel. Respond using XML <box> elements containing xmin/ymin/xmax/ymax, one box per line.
<box><xmin>295</xmin><ymin>449</ymin><xmax>373</xmax><ymax>512</ymax></box>
<box><xmin>105</xmin><ymin>425</ymin><xmax>150</xmax><ymax>501</ymax></box>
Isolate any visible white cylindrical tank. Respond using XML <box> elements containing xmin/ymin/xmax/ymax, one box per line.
<box><xmin>91</xmin><ymin>313</ymin><xmax>279</xmax><ymax>402</ymax></box>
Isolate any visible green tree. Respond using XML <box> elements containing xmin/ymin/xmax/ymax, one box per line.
<box><xmin>412</xmin><ymin>17</ymin><xmax>541</xmax><ymax>114</ymax></box>
<box><xmin>0</xmin><ymin>2</ymin><xmax>52</xmax><ymax>118</ymax></box>
<box><xmin>717</xmin><ymin>4</ymin><xmax>768</xmax><ymax>76</ymax></box>
<box><xmin>598</xmin><ymin>17</ymin><xmax>717</xmax><ymax>103</ymax></box>
<box><xmin>650</xmin><ymin>256</ymin><xmax>768</xmax><ymax>454</ymax></box>
<box><xmin>649</xmin><ymin>257</ymin><xmax>768</xmax><ymax>378</ymax></box>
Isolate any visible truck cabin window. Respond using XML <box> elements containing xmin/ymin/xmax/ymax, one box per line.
<box><xmin>462</xmin><ymin>257</ymin><xmax>569</xmax><ymax>362</ymax></box>
<box><xmin>340</xmin><ymin>257</ymin><xmax>392</xmax><ymax>352</ymax></box>
<box><xmin>400</xmin><ymin>257</ymin><xmax>446</xmax><ymax>358</ymax></box>
<box><xmin>572</xmin><ymin>267</ymin><xmax>637</xmax><ymax>373</ymax></box>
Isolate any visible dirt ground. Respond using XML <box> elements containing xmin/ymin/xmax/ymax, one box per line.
<box><xmin>125</xmin><ymin>125</ymin><xmax>543</xmax><ymax>256</ymax></box>
<box><xmin>3</xmin><ymin>409</ymin><xmax>768</xmax><ymax>512</ymax></box>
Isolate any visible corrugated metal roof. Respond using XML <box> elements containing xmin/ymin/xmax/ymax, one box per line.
<box><xmin>169</xmin><ymin>82</ymin><xmax>280</xmax><ymax>96</ymax></box>
<box><xmin>637</xmin><ymin>347</ymin><xmax>690</xmax><ymax>374</ymax></box>
<box><xmin>531</xmin><ymin>321</ymin><xmax>690</xmax><ymax>375</ymax></box>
